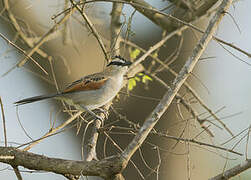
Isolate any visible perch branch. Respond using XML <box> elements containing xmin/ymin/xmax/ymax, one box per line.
<box><xmin>83</xmin><ymin>2</ymin><xmax>124</xmax><ymax>164</ymax></box>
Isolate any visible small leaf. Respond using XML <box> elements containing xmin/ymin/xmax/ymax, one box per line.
<box><xmin>138</xmin><ymin>72</ymin><xmax>144</xmax><ymax>76</ymax></box>
<box><xmin>128</xmin><ymin>78</ymin><xmax>137</xmax><ymax>91</ymax></box>
<box><xmin>130</xmin><ymin>49</ymin><xmax>140</xmax><ymax>60</ymax></box>
<box><xmin>135</xmin><ymin>77</ymin><xmax>141</xmax><ymax>81</ymax></box>
<box><xmin>142</xmin><ymin>75</ymin><xmax>152</xmax><ymax>83</ymax></box>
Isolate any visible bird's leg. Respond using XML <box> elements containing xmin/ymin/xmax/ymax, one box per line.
<box><xmin>96</xmin><ymin>107</ymin><xmax>109</xmax><ymax>119</ymax></box>
<box><xmin>75</xmin><ymin>104</ymin><xmax>103</xmax><ymax>121</ymax></box>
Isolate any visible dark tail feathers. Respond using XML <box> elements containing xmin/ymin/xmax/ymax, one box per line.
<box><xmin>15</xmin><ymin>93</ymin><xmax>61</xmax><ymax>105</ymax></box>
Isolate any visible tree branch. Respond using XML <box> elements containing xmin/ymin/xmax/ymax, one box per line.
<box><xmin>120</xmin><ymin>0</ymin><xmax>233</xmax><ymax>163</ymax></box>
<box><xmin>0</xmin><ymin>147</ymin><xmax>125</xmax><ymax>179</ymax></box>
<box><xmin>110</xmin><ymin>2</ymin><xmax>123</xmax><ymax>57</ymax></box>
<box><xmin>83</xmin><ymin>1</ymin><xmax>124</xmax><ymax>165</ymax></box>
<box><xmin>2</xmin><ymin>0</ymin><xmax>75</xmax><ymax>76</ymax></box>
<box><xmin>12</xmin><ymin>165</ymin><xmax>23</xmax><ymax>180</ymax></box>
<box><xmin>23</xmin><ymin>111</ymin><xmax>83</xmax><ymax>151</ymax></box>
<box><xmin>209</xmin><ymin>159</ymin><xmax>251</xmax><ymax>180</ymax></box>
<box><xmin>70</xmin><ymin>0</ymin><xmax>109</xmax><ymax>62</ymax></box>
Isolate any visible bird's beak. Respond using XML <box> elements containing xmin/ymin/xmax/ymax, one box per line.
<box><xmin>124</xmin><ymin>61</ymin><xmax>132</xmax><ymax>66</ymax></box>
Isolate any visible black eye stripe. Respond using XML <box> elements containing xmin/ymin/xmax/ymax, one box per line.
<box><xmin>107</xmin><ymin>55</ymin><xmax>132</xmax><ymax>67</ymax></box>
<box><xmin>107</xmin><ymin>61</ymin><xmax>125</xmax><ymax>66</ymax></box>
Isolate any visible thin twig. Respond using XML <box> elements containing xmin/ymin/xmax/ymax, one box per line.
<box><xmin>151</xmin><ymin>73</ymin><xmax>215</xmax><ymax>137</ymax></box>
<box><xmin>17</xmin><ymin>123</ymin><xmax>78</xmax><ymax>149</ymax></box>
<box><xmin>56</xmin><ymin>0</ymin><xmax>251</xmax><ymax>59</ymax></box>
<box><xmin>138</xmin><ymin>147</ymin><xmax>156</xmax><ymax>173</ymax></box>
<box><xmin>70</xmin><ymin>0</ymin><xmax>109</xmax><ymax>62</ymax></box>
<box><xmin>123</xmin><ymin>39</ymin><xmax>233</xmax><ymax>136</ymax></box>
<box><xmin>2</xmin><ymin>0</ymin><xmax>76</xmax><ymax>76</ymax></box>
<box><xmin>2</xmin><ymin>0</ymin><xmax>48</xmax><ymax>58</ymax></box>
<box><xmin>221</xmin><ymin>127</ymin><xmax>249</xmax><ymax>146</ymax></box>
<box><xmin>0</xmin><ymin>97</ymin><xmax>7</xmax><ymax>147</ymax></box>
<box><xmin>23</xmin><ymin>111</ymin><xmax>83</xmax><ymax>151</ymax></box>
<box><xmin>12</xmin><ymin>165</ymin><xmax>23</xmax><ymax>180</ymax></box>
<box><xmin>246</xmin><ymin>125</ymin><xmax>251</xmax><ymax>160</ymax></box>
<box><xmin>0</xmin><ymin>32</ymin><xmax>45</xmax><ymax>76</ymax></box>
<box><xmin>121</xmin><ymin>0</ymin><xmax>234</xmax><ymax>164</ymax></box>
<box><xmin>63</xmin><ymin>0</ymin><xmax>70</xmax><ymax>45</ymax></box>
<box><xmin>104</xmin><ymin>131</ymin><xmax>145</xmax><ymax>179</ymax></box>
<box><xmin>153</xmin><ymin>133</ymin><xmax>242</xmax><ymax>156</ymax></box>
<box><xmin>15</xmin><ymin>107</ymin><xmax>33</xmax><ymax>141</ymax></box>
<box><xmin>82</xmin><ymin>2</ymin><xmax>124</xmax><ymax>164</ymax></box>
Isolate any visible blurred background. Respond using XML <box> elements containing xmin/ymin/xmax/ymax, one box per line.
<box><xmin>0</xmin><ymin>0</ymin><xmax>251</xmax><ymax>179</ymax></box>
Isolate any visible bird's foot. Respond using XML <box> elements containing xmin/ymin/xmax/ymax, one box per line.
<box><xmin>96</xmin><ymin>108</ymin><xmax>109</xmax><ymax>119</ymax></box>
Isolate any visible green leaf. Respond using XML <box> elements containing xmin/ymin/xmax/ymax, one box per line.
<box><xmin>128</xmin><ymin>78</ymin><xmax>137</xmax><ymax>91</ymax></box>
<box><xmin>142</xmin><ymin>75</ymin><xmax>152</xmax><ymax>83</ymax></box>
<box><xmin>127</xmin><ymin>73</ymin><xmax>152</xmax><ymax>91</ymax></box>
<box><xmin>135</xmin><ymin>77</ymin><xmax>141</xmax><ymax>81</ymax></box>
<box><xmin>130</xmin><ymin>49</ymin><xmax>140</xmax><ymax>60</ymax></box>
<box><xmin>138</xmin><ymin>72</ymin><xmax>144</xmax><ymax>76</ymax></box>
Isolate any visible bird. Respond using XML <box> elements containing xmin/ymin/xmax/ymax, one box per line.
<box><xmin>15</xmin><ymin>56</ymin><xmax>132</xmax><ymax>115</ymax></box>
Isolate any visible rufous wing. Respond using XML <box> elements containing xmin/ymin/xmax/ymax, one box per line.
<box><xmin>63</xmin><ymin>77</ymin><xmax>108</xmax><ymax>93</ymax></box>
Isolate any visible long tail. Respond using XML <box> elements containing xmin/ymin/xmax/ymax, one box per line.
<box><xmin>15</xmin><ymin>93</ymin><xmax>62</xmax><ymax>105</ymax></box>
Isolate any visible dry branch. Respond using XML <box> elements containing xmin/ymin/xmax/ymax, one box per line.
<box><xmin>121</xmin><ymin>0</ymin><xmax>233</xmax><ymax>163</ymax></box>
<box><xmin>0</xmin><ymin>147</ymin><xmax>125</xmax><ymax>179</ymax></box>
<box><xmin>209</xmin><ymin>159</ymin><xmax>251</xmax><ymax>180</ymax></box>
<box><xmin>70</xmin><ymin>0</ymin><xmax>109</xmax><ymax>61</ymax></box>
<box><xmin>1</xmin><ymin>0</ymin><xmax>246</xmax><ymax>180</ymax></box>
<box><xmin>123</xmin><ymin>39</ymin><xmax>233</xmax><ymax>137</ymax></box>
<box><xmin>23</xmin><ymin>111</ymin><xmax>83</xmax><ymax>151</ymax></box>
<box><xmin>0</xmin><ymin>97</ymin><xmax>7</xmax><ymax>147</ymax></box>
<box><xmin>110</xmin><ymin>3</ymin><xmax>123</xmax><ymax>56</ymax></box>
<box><xmin>82</xmin><ymin>1</ymin><xmax>124</xmax><ymax>165</ymax></box>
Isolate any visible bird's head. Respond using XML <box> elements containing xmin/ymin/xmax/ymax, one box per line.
<box><xmin>106</xmin><ymin>56</ymin><xmax>132</xmax><ymax>74</ymax></box>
